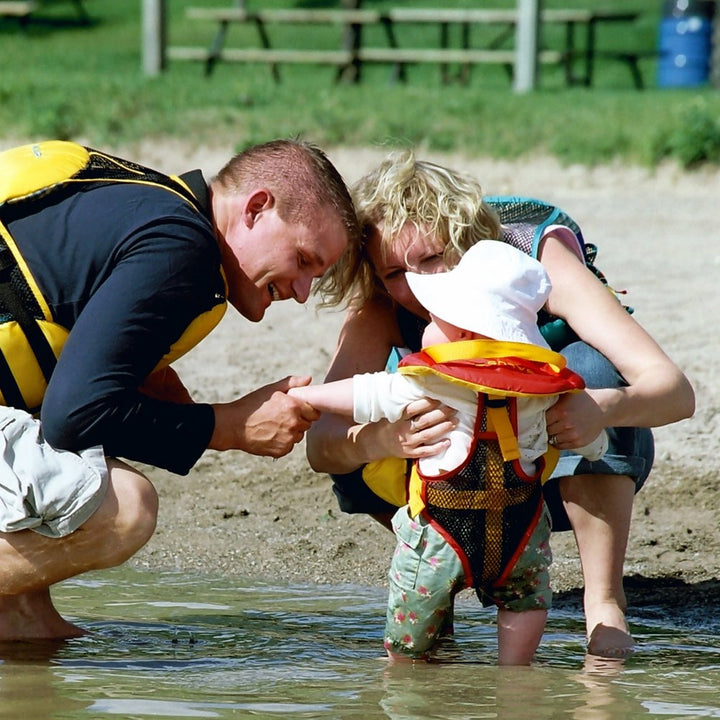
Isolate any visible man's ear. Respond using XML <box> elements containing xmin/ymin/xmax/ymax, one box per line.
<box><xmin>243</xmin><ymin>189</ymin><xmax>275</xmax><ymax>227</ymax></box>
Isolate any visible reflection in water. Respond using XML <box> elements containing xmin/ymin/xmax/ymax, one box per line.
<box><xmin>0</xmin><ymin>567</ymin><xmax>718</xmax><ymax>719</ymax></box>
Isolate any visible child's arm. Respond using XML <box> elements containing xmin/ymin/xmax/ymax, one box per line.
<box><xmin>288</xmin><ymin>378</ymin><xmax>355</xmax><ymax>417</ymax></box>
<box><xmin>290</xmin><ymin>371</ymin><xmax>423</xmax><ymax>423</ymax></box>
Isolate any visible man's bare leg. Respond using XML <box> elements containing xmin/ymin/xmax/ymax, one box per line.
<box><xmin>0</xmin><ymin>589</ymin><xmax>85</xmax><ymax>641</ymax></box>
<box><xmin>559</xmin><ymin>473</ymin><xmax>636</xmax><ymax>658</ymax></box>
<box><xmin>0</xmin><ymin>459</ymin><xmax>158</xmax><ymax>641</ymax></box>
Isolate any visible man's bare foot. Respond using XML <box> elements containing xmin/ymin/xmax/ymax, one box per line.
<box><xmin>0</xmin><ymin>590</ymin><xmax>86</xmax><ymax>641</ymax></box>
<box><xmin>587</xmin><ymin>623</ymin><xmax>635</xmax><ymax>659</ymax></box>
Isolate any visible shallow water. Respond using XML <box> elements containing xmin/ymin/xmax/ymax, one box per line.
<box><xmin>1</xmin><ymin>568</ymin><xmax>719</xmax><ymax>720</ymax></box>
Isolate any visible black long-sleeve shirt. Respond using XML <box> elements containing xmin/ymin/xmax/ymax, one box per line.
<box><xmin>6</xmin><ymin>174</ymin><xmax>225</xmax><ymax>474</ymax></box>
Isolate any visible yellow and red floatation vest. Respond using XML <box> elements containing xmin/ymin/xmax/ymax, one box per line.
<box><xmin>367</xmin><ymin>339</ymin><xmax>585</xmax><ymax>592</ymax></box>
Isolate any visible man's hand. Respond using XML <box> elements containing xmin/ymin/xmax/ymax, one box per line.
<box><xmin>209</xmin><ymin>376</ymin><xmax>320</xmax><ymax>457</ymax></box>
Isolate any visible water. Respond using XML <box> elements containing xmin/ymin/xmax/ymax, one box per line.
<box><xmin>1</xmin><ymin>567</ymin><xmax>719</xmax><ymax>719</ymax></box>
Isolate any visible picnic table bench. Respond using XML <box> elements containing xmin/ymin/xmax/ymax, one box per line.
<box><xmin>0</xmin><ymin>1</ymin><xmax>38</xmax><ymax>22</ymax></box>
<box><xmin>0</xmin><ymin>0</ymin><xmax>90</xmax><ymax>25</ymax></box>
<box><xmin>167</xmin><ymin>6</ymin><xmax>646</xmax><ymax>88</ymax></box>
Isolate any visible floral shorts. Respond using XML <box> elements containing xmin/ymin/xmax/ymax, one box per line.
<box><xmin>384</xmin><ymin>505</ymin><xmax>552</xmax><ymax>659</ymax></box>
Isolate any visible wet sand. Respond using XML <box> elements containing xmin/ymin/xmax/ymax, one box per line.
<box><xmin>65</xmin><ymin>142</ymin><xmax>720</xmax><ymax>609</ymax></box>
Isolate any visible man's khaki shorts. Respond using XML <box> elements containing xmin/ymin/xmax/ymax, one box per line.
<box><xmin>0</xmin><ymin>407</ymin><xmax>108</xmax><ymax>538</ymax></box>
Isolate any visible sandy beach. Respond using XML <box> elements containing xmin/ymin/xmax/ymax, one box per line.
<box><xmin>64</xmin><ymin>140</ymin><xmax>720</xmax><ymax>612</ymax></box>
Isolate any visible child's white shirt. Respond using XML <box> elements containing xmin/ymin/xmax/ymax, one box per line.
<box><xmin>353</xmin><ymin>371</ymin><xmax>607</xmax><ymax>476</ymax></box>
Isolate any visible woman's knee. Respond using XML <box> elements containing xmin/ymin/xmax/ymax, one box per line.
<box><xmin>558</xmin><ymin>473</ymin><xmax>636</xmax><ymax>521</ymax></box>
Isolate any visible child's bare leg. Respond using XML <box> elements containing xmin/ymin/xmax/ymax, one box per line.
<box><xmin>497</xmin><ymin>608</ymin><xmax>547</xmax><ymax>665</ymax></box>
<box><xmin>385</xmin><ymin>648</ymin><xmax>427</xmax><ymax>663</ymax></box>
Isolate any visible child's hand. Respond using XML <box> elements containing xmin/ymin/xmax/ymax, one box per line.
<box><xmin>286</xmin><ymin>376</ymin><xmax>312</xmax><ymax>402</ymax></box>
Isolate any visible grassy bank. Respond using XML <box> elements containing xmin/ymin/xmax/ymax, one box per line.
<box><xmin>2</xmin><ymin>0</ymin><xmax>719</xmax><ymax>167</ymax></box>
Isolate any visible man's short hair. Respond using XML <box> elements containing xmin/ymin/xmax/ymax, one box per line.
<box><xmin>214</xmin><ymin>139</ymin><xmax>359</xmax><ymax>247</ymax></box>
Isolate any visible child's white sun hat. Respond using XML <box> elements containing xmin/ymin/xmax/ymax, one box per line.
<box><xmin>406</xmin><ymin>240</ymin><xmax>551</xmax><ymax>348</ymax></box>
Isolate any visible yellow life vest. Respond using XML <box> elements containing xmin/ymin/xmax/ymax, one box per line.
<box><xmin>0</xmin><ymin>140</ymin><xmax>226</xmax><ymax>412</ymax></box>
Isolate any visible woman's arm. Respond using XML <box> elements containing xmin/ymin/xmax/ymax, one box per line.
<box><xmin>306</xmin><ymin>298</ymin><xmax>454</xmax><ymax>473</ymax></box>
<box><xmin>540</xmin><ymin>234</ymin><xmax>695</xmax><ymax>448</ymax></box>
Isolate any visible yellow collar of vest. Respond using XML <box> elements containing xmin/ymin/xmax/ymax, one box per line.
<box><xmin>420</xmin><ymin>339</ymin><xmax>566</xmax><ymax>370</ymax></box>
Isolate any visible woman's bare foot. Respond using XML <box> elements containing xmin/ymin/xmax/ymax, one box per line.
<box><xmin>0</xmin><ymin>590</ymin><xmax>86</xmax><ymax>641</ymax></box>
<box><xmin>587</xmin><ymin>623</ymin><xmax>635</xmax><ymax>658</ymax></box>
<box><xmin>584</xmin><ymin>594</ymin><xmax>635</xmax><ymax>658</ymax></box>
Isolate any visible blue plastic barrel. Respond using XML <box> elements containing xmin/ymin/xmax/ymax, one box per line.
<box><xmin>657</xmin><ymin>0</ymin><xmax>716</xmax><ymax>87</ymax></box>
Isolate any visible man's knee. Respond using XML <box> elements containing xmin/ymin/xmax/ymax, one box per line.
<box><xmin>119</xmin><ymin>470</ymin><xmax>159</xmax><ymax>553</ymax></box>
<box><xmin>92</xmin><ymin>459</ymin><xmax>159</xmax><ymax>566</ymax></box>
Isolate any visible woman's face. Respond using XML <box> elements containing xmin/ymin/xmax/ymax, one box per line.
<box><xmin>367</xmin><ymin>223</ymin><xmax>446</xmax><ymax>318</ymax></box>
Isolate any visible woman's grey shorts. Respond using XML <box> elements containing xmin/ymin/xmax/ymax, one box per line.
<box><xmin>0</xmin><ymin>407</ymin><xmax>108</xmax><ymax>538</ymax></box>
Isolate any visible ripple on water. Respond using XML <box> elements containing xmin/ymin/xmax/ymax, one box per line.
<box><xmin>1</xmin><ymin>567</ymin><xmax>718</xmax><ymax>720</ymax></box>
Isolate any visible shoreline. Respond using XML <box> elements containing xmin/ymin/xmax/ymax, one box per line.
<box><xmin>11</xmin><ymin>139</ymin><xmax>714</xmax><ymax>610</ymax></box>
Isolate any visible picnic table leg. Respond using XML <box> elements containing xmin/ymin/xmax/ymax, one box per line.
<box><xmin>563</xmin><ymin>20</ymin><xmax>579</xmax><ymax>85</ymax></box>
<box><xmin>488</xmin><ymin>23</ymin><xmax>516</xmax><ymax>82</ymax></box>
<box><xmin>206</xmin><ymin>19</ymin><xmax>229</xmax><ymax>75</ymax></box>
<box><xmin>338</xmin><ymin>21</ymin><xmax>362</xmax><ymax>83</ymax></box>
<box><xmin>253</xmin><ymin>18</ymin><xmax>281</xmax><ymax>83</ymax></box>
<box><xmin>71</xmin><ymin>0</ymin><xmax>90</xmax><ymax>25</ymax></box>
<box><xmin>381</xmin><ymin>17</ymin><xmax>406</xmax><ymax>84</ymax></box>
<box><xmin>584</xmin><ymin>18</ymin><xmax>596</xmax><ymax>87</ymax></box>
<box><xmin>625</xmin><ymin>54</ymin><xmax>644</xmax><ymax>90</ymax></box>
<box><xmin>460</xmin><ymin>21</ymin><xmax>471</xmax><ymax>84</ymax></box>
<box><xmin>338</xmin><ymin>0</ymin><xmax>363</xmax><ymax>83</ymax></box>
<box><xmin>440</xmin><ymin>21</ymin><xmax>450</xmax><ymax>84</ymax></box>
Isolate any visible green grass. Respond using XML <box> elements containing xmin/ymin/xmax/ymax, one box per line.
<box><xmin>2</xmin><ymin>0</ymin><xmax>719</xmax><ymax>168</ymax></box>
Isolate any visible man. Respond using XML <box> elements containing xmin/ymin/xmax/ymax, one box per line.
<box><xmin>0</xmin><ymin>138</ymin><xmax>358</xmax><ymax>640</ymax></box>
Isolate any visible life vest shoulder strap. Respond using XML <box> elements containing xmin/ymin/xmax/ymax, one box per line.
<box><xmin>0</xmin><ymin>141</ymin><xmax>204</xmax><ymax>213</ymax></box>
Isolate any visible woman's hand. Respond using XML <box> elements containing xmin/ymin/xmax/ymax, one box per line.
<box><xmin>545</xmin><ymin>389</ymin><xmax>609</xmax><ymax>450</ymax></box>
<box><xmin>386</xmin><ymin>397</ymin><xmax>457</xmax><ymax>459</ymax></box>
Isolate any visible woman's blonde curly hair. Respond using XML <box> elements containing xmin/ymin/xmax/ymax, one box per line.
<box><xmin>316</xmin><ymin>149</ymin><xmax>502</xmax><ymax>308</ymax></box>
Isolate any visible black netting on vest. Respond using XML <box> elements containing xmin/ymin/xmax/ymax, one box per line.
<box><xmin>491</xmin><ymin>197</ymin><xmax>582</xmax><ymax>239</ymax></box>
<box><xmin>0</xmin><ymin>257</ymin><xmax>44</xmax><ymax>322</ymax></box>
<box><xmin>424</xmin><ymin>401</ymin><xmax>542</xmax><ymax>591</ymax></box>
<box><xmin>73</xmin><ymin>150</ymin><xmax>202</xmax><ymax>212</ymax></box>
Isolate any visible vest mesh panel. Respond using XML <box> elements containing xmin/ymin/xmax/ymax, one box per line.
<box><xmin>423</xmin><ymin>400</ymin><xmax>543</xmax><ymax>591</ymax></box>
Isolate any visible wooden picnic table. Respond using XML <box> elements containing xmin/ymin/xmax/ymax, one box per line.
<box><xmin>167</xmin><ymin>6</ymin><xmax>645</xmax><ymax>88</ymax></box>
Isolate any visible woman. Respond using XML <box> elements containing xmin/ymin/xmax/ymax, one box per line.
<box><xmin>308</xmin><ymin>150</ymin><xmax>694</xmax><ymax>658</ymax></box>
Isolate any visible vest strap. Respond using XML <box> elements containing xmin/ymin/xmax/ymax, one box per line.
<box><xmin>0</xmin><ymin>242</ymin><xmax>57</xmax><ymax>407</ymax></box>
<box><xmin>0</xmin><ymin>348</ymin><xmax>27</xmax><ymax>410</ymax></box>
<box><xmin>485</xmin><ymin>398</ymin><xmax>520</xmax><ymax>461</ymax></box>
